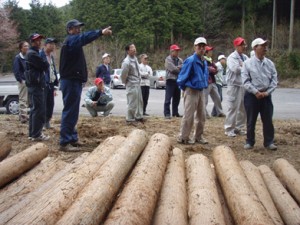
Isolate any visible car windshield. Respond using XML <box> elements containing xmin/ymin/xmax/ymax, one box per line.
<box><xmin>157</xmin><ymin>70</ymin><xmax>166</xmax><ymax>76</ymax></box>
<box><xmin>116</xmin><ymin>69</ymin><xmax>122</xmax><ymax>75</ymax></box>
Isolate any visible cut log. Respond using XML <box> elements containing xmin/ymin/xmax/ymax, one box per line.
<box><xmin>0</xmin><ymin>143</ymin><xmax>48</xmax><ymax>188</ymax></box>
<box><xmin>0</xmin><ymin>157</ymin><xmax>66</xmax><ymax>213</ymax></box>
<box><xmin>4</xmin><ymin>134</ymin><xmax>128</xmax><ymax>225</ymax></box>
<box><xmin>212</xmin><ymin>145</ymin><xmax>274</xmax><ymax>225</ymax></box>
<box><xmin>0</xmin><ymin>152</ymin><xmax>90</xmax><ymax>224</ymax></box>
<box><xmin>0</xmin><ymin>132</ymin><xmax>12</xmax><ymax>161</ymax></box>
<box><xmin>104</xmin><ymin>133</ymin><xmax>171</xmax><ymax>225</ymax></box>
<box><xmin>56</xmin><ymin>130</ymin><xmax>149</xmax><ymax>225</ymax></box>
<box><xmin>213</xmin><ymin>168</ymin><xmax>235</xmax><ymax>225</ymax></box>
<box><xmin>273</xmin><ymin>158</ymin><xmax>300</xmax><ymax>205</ymax></box>
<box><xmin>240</xmin><ymin>160</ymin><xmax>283</xmax><ymax>225</ymax></box>
<box><xmin>152</xmin><ymin>148</ymin><xmax>188</xmax><ymax>225</ymax></box>
<box><xmin>186</xmin><ymin>154</ymin><xmax>225</xmax><ymax>225</ymax></box>
<box><xmin>259</xmin><ymin>165</ymin><xmax>300</xmax><ymax>225</ymax></box>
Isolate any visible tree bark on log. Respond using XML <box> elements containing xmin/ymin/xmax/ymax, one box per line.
<box><xmin>213</xmin><ymin>168</ymin><xmax>235</xmax><ymax>225</ymax></box>
<box><xmin>56</xmin><ymin>130</ymin><xmax>149</xmax><ymax>225</ymax></box>
<box><xmin>104</xmin><ymin>133</ymin><xmax>171</xmax><ymax>225</ymax></box>
<box><xmin>4</xmin><ymin>135</ymin><xmax>127</xmax><ymax>225</ymax></box>
<box><xmin>0</xmin><ymin>132</ymin><xmax>11</xmax><ymax>161</ymax></box>
<box><xmin>152</xmin><ymin>148</ymin><xmax>188</xmax><ymax>225</ymax></box>
<box><xmin>0</xmin><ymin>143</ymin><xmax>48</xmax><ymax>188</ymax></box>
<box><xmin>259</xmin><ymin>165</ymin><xmax>300</xmax><ymax>225</ymax></box>
<box><xmin>212</xmin><ymin>145</ymin><xmax>274</xmax><ymax>225</ymax></box>
<box><xmin>273</xmin><ymin>158</ymin><xmax>300</xmax><ymax>205</ymax></box>
<box><xmin>186</xmin><ymin>154</ymin><xmax>226</xmax><ymax>225</ymax></box>
<box><xmin>0</xmin><ymin>152</ymin><xmax>90</xmax><ymax>224</ymax></box>
<box><xmin>240</xmin><ymin>160</ymin><xmax>283</xmax><ymax>225</ymax></box>
<box><xmin>0</xmin><ymin>157</ymin><xmax>66</xmax><ymax>213</ymax></box>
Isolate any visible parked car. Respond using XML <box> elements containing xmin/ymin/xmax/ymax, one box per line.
<box><xmin>0</xmin><ymin>76</ymin><xmax>19</xmax><ymax>114</ymax></box>
<box><xmin>110</xmin><ymin>69</ymin><xmax>125</xmax><ymax>89</ymax></box>
<box><xmin>150</xmin><ymin>70</ymin><xmax>166</xmax><ymax>89</ymax></box>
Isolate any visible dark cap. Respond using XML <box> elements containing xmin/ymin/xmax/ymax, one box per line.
<box><xmin>45</xmin><ymin>38</ymin><xmax>58</xmax><ymax>44</ymax></box>
<box><xmin>66</xmin><ymin>19</ymin><xmax>85</xmax><ymax>30</ymax></box>
<box><xmin>29</xmin><ymin>33</ymin><xmax>45</xmax><ymax>42</ymax></box>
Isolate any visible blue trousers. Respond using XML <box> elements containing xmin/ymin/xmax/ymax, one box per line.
<box><xmin>28</xmin><ymin>86</ymin><xmax>45</xmax><ymax>138</ymax></box>
<box><xmin>59</xmin><ymin>79</ymin><xmax>82</xmax><ymax>145</ymax></box>
<box><xmin>164</xmin><ymin>79</ymin><xmax>181</xmax><ymax>116</ymax></box>
<box><xmin>244</xmin><ymin>92</ymin><xmax>274</xmax><ymax>147</ymax></box>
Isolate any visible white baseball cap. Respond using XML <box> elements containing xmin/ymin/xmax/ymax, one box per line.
<box><xmin>102</xmin><ymin>53</ymin><xmax>110</xmax><ymax>59</ymax></box>
<box><xmin>218</xmin><ymin>55</ymin><xmax>226</xmax><ymax>61</ymax></box>
<box><xmin>251</xmin><ymin>38</ymin><xmax>268</xmax><ymax>49</ymax></box>
<box><xmin>194</xmin><ymin>37</ymin><xmax>207</xmax><ymax>46</ymax></box>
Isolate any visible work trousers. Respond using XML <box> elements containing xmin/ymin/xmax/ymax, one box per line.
<box><xmin>44</xmin><ymin>83</ymin><xmax>55</xmax><ymax>123</ymax></box>
<box><xmin>205</xmin><ymin>83</ymin><xmax>223</xmax><ymax>117</ymax></box>
<box><xmin>164</xmin><ymin>79</ymin><xmax>181</xmax><ymax>117</ymax></box>
<box><xmin>141</xmin><ymin>85</ymin><xmax>150</xmax><ymax>114</ymax></box>
<box><xmin>126</xmin><ymin>84</ymin><xmax>143</xmax><ymax>121</ymax></box>
<box><xmin>86</xmin><ymin>101</ymin><xmax>114</xmax><ymax>117</ymax></box>
<box><xmin>244</xmin><ymin>92</ymin><xmax>275</xmax><ymax>147</ymax></box>
<box><xmin>28</xmin><ymin>86</ymin><xmax>45</xmax><ymax>138</ymax></box>
<box><xmin>18</xmin><ymin>81</ymin><xmax>29</xmax><ymax>120</ymax></box>
<box><xmin>224</xmin><ymin>85</ymin><xmax>246</xmax><ymax>133</ymax></box>
<box><xmin>59</xmin><ymin>79</ymin><xmax>82</xmax><ymax>145</ymax></box>
<box><xmin>179</xmin><ymin>88</ymin><xmax>205</xmax><ymax>140</ymax></box>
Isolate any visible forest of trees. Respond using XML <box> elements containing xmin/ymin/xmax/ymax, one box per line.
<box><xmin>0</xmin><ymin>0</ymin><xmax>299</xmax><ymax>78</ymax></box>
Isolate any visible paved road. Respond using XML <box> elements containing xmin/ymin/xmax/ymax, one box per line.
<box><xmin>2</xmin><ymin>74</ymin><xmax>298</xmax><ymax>119</ymax></box>
<box><xmin>52</xmin><ymin>87</ymin><xmax>300</xmax><ymax>120</ymax></box>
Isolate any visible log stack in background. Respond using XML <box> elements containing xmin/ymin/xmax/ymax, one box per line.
<box><xmin>0</xmin><ymin>131</ymin><xmax>300</xmax><ymax>225</ymax></box>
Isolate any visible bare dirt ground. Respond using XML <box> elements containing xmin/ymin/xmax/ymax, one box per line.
<box><xmin>1</xmin><ymin>114</ymin><xmax>300</xmax><ymax>172</ymax></box>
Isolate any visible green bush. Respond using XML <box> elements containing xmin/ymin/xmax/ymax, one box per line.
<box><xmin>272</xmin><ymin>51</ymin><xmax>300</xmax><ymax>79</ymax></box>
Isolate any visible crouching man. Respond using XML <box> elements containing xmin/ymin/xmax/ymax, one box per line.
<box><xmin>84</xmin><ymin>78</ymin><xmax>114</xmax><ymax>117</ymax></box>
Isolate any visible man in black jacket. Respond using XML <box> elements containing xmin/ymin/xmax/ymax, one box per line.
<box><xmin>25</xmin><ymin>33</ymin><xmax>50</xmax><ymax>141</ymax></box>
<box><xmin>59</xmin><ymin>19</ymin><xmax>112</xmax><ymax>151</ymax></box>
<box><xmin>40</xmin><ymin>38</ymin><xmax>59</xmax><ymax>129</ymax></box>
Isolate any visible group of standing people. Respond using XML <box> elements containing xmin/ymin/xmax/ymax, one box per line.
<box><xmin>175</xmin><ymin>36</ymin><xmax>278</xmax><ymax>151</ymax></box>
<box><xmin>13</xmin><ymin>17</ymin><xmax>278</xmax><ymax>151</ymax></box>
<box><xmin>13</xmin><ymin>34</ymin><xmax>58</xmax><ymax>141</ymax></box>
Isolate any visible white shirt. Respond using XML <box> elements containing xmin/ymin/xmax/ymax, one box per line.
<box><xmin>242</xmin><ymin>55</ymin><xmax>278</xmax><ymax>95</ymax></box>
<box><xmin>139</xmin><ymin>63</ymin><xmax>153</xmax><ymax>87</ymax></box>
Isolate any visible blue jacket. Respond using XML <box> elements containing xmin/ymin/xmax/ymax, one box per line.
<box><xmin>59</xmin><ymin>30</ymin><xmax>103</xmax><ymax>82</ymax></box>
<box><xmin>177</xmin><ymin>53</ymin><xmax>208</xmax><ymax>90</ymax></box>
<box><xmin>96</xmin><ymin>64</ymin><xmax>111</xmax><ymax>85</ymax></box>
<box><xmin>13</xmin><ymin>53</ymin><xmax>26</xmax><ymax>83</ymax></box>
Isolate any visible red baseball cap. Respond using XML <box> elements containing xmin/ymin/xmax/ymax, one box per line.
<box><xmin>205</xmin><ymin>46</ymin><xmax>214</xmax><ymax>51</ymax></box>
<box><xmin>94</xmin><ymin>78</ymin><xmax>103</xmax><ymax>85</ymax></box>
<box><xmin>233</xmin><ymin>37</ymin><xmax>245</xmax><ymax>47</ymax></box>
<box><xmin>170</xmin><ymin>44</ymin><xmax>181</xmax><ymax>51</ymax></box>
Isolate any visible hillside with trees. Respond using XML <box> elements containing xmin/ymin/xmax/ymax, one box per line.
<box><xmin>1</xmin><ymin>0</ymin><xmax>299</xmax><ymax>83</ymax></box>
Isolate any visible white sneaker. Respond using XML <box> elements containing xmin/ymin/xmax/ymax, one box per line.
<box><xmin>32</xmin><ymin>133</ymin><xmax>50</xmax><ymax>141</ymax></box>
<box><xmin>225</xmin><ymin>131</ymin><xmax>236</xmax><ymax>137</ymax></box>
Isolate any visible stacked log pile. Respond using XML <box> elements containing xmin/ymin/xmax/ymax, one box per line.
<box><xmin>0</xmin><ymin>130</ymin><xmax>299</xmax><ymax>225</ymax></box>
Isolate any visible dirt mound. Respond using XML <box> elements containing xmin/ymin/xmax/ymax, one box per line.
<box><xmin>1</xmin><ymin>114</ymin><xmax>299</xmax><ymax>171</ymax></box>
